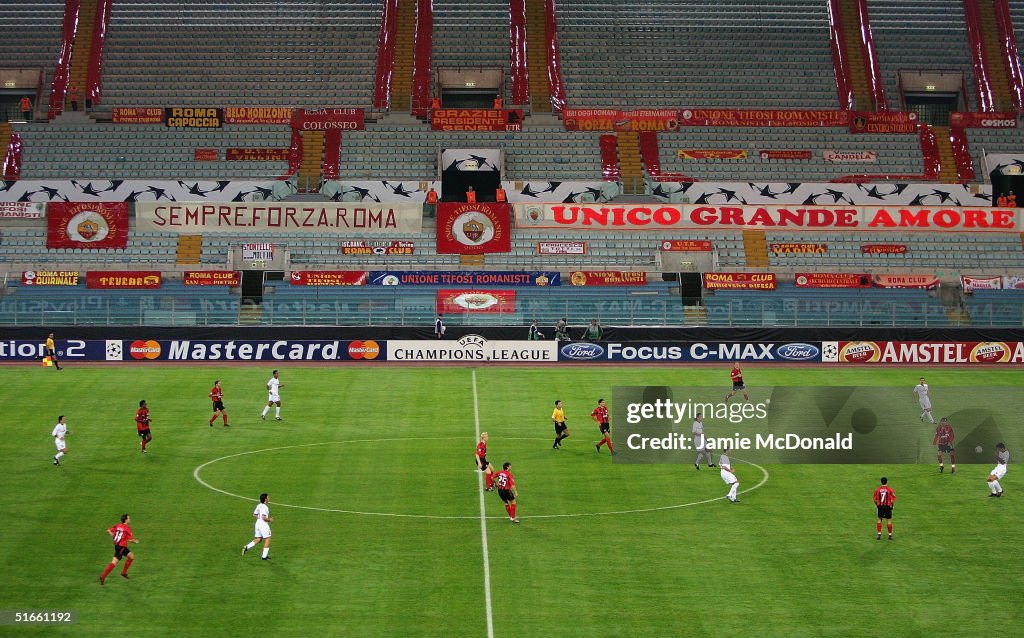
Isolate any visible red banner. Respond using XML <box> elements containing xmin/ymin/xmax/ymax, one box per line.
<box><xmin>960</xmin><ymin>275</ymin><xmax>1002</xmax><ymax>292</ymax></box>
<box><xmin>184</xmin><ymin>270</ymin><xmax>241</xmax><ymax>286</ymax></box>
<box><xmin>871</xmin><ymin>274</ymin><xmax>938</xmax><ymax>289</ymax></box>
<box><xmin>86</xmin><ymin>271</ymin><xmax>161</xmax><ymax>289</ymax></box>
<box><xmin>436</xmin><ymin>289</ymin><xmax>516</xmax><ymax>313</ymax></box>
<box><xmin>223</xmin><ymin>107</ymin><xmax>293</xmax><ymax>125</ymax></box>
<box><xmin>562</xmin><ymin>109</ymin><xmax>618</xmax><ymax>131</ymax></box>
<box><xmin>861</xmin><ymin>243</ymin><xmax>907</xmax><ymax>254</ymax></box>
<box><xmin>660</xmin><ymin>239</ymin><xmax>712</xmax><ymax>252</ymax></box>
<box><xmin>194</xmin><ymin>148</ymin><xmax>218</xmax><ymax>161</ymax></box>
<box><xmin>849</xmin><ymin>111</ymin><xmax>917</xmax><ymax>134</ymax></box>
<box><xmin>949</xmin><ymin>112</ymin><xmax>1018</xmax><ymax>128</ymax></box>
<box><xmin>226</xmin><ymin>148</ymin><xmax>290</xmax><ymax>161</ymax></box>
<box><xmin>538</xmin><ymin>241</ymin><xmax>586</xmax><ymax>255</ymax></box>
<box><xmin>678</xmin><ymin>109</ymin><xmax>849</xmax><ymax>127</ymax></box>
<box><xmin>678</xmin><ymin>149</ymin><xmax>747</xmax><ymax>160</ymax></box>
<box><xmin>293</xmin><ymin>108</ymin><xmax>365</xmax><ymax>131</ymax></box>
<box><xmin>563</xmin><ymin>109</ymin><xmax>678</xmax><ymax>131</ymax></box>
<box><xmin>569</xmin><ymin>271</ymin><xmax>648</xmax><ymax>286</ymax></box>
<box><xmin>759</xmin><ymin>150</ymin><xmax>812</xmax><ymax>160</ymax></box>
<box><xmin>430</xmin><ymin>109</ymin><xmax>523</xmax><ymax>131</ymax></box>
<box><xmin>437</xmin><ymin>203</ymin><xmax>511</xmax><ymax>254</ymax></box>
<box><xmin>702</xmin><ymin>272</ymin><xmax>778</xmax><ymax>290</ymax></box>
<box><xmin>112</xmin><ymin>107</ymin><xmax>163</xmax><ymax>123</ymax></box>
<box><xmin>21</xmin><ymin>270</ymin><xmax>80</xmax><ymax>286</ymax></box>
<box><xmin>794</xmin><ymin>273</ymin><xmax>871</xmax><ymax>288</ymax></box>
<box><xmin>289</xmin><ymin>271</ymin><xmax>368</xmax><ymax>286</ymax></box>
<box><xmin>770</xmin><ymin>242</ymin><xmax>826</xmax><ymax>255</ymax></box>
<box><xmin>46</xmin><ymin>202</ymin><xmax>128</xmax><ymax>249</ymax></box>
<box><xmin>341</xmin><ymin>241</ymin><xmax>415</xmax><ymax>255</ymax></box>
<box><xmin>834</xmin><ymin>341</ymin><xmax>1024</xmax><ymax>364</ymax></box>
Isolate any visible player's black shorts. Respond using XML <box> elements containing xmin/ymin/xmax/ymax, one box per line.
<box><xmin>497</xmin><ymin>489</ymin><xmax>515</xmax><ymax>504</ymax></box>
<box><xmin>137</xmin><ymin>428</ymin><xmax>151</xmax><ymax>438</ymax></box>
<box><xmin>46</xmin><ymin>348</ymin><xmax>58</xmax><ymax>359</ymax></box>
<box><xmin>599</xmin><ymin>424</ymin><xmax>610</xmax><ymax>434</ymax></box>
<box><xmin>732</xmin><ymin>380</ymin><xmax>745</xmax><ymax>390</ymax></box>
<box><xmin>938</xmin><ymin>444</ymin><xmax>954</xmax><ymax>453</ymax></box>
<box><xmin>212</xmin><ymin>400</ymin><xmax>226</xmax><ymax>412</ymax></box>
<box><xmin>876</xmin><ymin>505</ymin><xmax>893</xmax><ymax>519</ymax></box>
<box><xmin>477</xmin><ymin>457</ymin><xmax>489</xmax><ymax>471</ymax></box>
<box><xmin>554</xmin><ymin>422</ymin><xmax>567</xmax><ymax>435</ymax></box>
<box><xmin>114</xmin><ymin>544</ymin><xmax>131</xmax><ymax>560</ymax></box>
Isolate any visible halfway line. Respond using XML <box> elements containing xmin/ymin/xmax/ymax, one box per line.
<box><xmin>472</xmin><ymin>369</ymin><xmax>495</xmax><ymax>638</ymax></box>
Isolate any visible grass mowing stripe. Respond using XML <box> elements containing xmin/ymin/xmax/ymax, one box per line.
<box><xmin>472</xmin><ymin>369</ymin><xmax>496</xmax><ymax>638</ymax></box>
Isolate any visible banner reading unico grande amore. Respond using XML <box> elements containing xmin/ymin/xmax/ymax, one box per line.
<box><xmin>135</xmin><ymin>202</ymin><xmax>423</xmax><ymax>234</ymax></box>
<box><xmin>513</xmin><ymin>203</ymin><xmax>1023</xmax><ymax>232</ymax></box>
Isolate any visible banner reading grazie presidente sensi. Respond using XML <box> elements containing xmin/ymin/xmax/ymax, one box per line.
<box><xmin>135</xmin><ymin>202</ymin><xmax>423</xmax><ymax>235</ymax></box>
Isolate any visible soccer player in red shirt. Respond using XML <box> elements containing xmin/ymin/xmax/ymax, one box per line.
<box><xmin>100</xmin><ymin>513</ymin><xmax>139</xmax><ymax>584</ymax></box>
<box><xmin>136</xmin><ymin>400</ymin><xmax>152</xmax><ymax>453</ymax></box>
<box><xmin>873</xmin><ymin>477</ymin><xmax>895</xmax><ymax>540</ymax></box>
<box><xmin>476</xmin><ymin>432</ymin><xmax>495</xmax><ymax>490</ymax></box>
<box><xmin>933</xmin><ymin>417</ymin><xmax>955</xmax><ymax>474</ymax></box>
<box><xmin>493</xmin><ymin>462</ymin><xmax>519</xmax><ymax>523</ymax></box>
<box><xmin>725</xmin><ymin>362</ymin><xmax>750</xmax><ymax>402</ymax></box>
<box><xmin>592</xmin><ymin>398</ymin><xmax>615</xmax><ymax>455</ymax></box>
<box><xmin>209</xmin><ymin>380</ymin><xmax>229</xmax><ymax>427</ymax></box>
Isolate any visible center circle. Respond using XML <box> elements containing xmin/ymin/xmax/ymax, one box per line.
<box><xmin>193</xmin><ymin>437</ymin><xmax>769</xmax><ymax>520</ymax></box>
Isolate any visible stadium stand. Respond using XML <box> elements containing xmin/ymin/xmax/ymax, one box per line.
<box><xmin>0</xmin><ymin>1</ymin><xmax>65</xmax><ymax>119</ymax></box>
<box><xmin>433</xmin><ymin>0</ymin><xmax>511</xmax><ymax>83</ymax></box>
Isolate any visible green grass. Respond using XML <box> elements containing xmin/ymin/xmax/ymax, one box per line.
<box><xmin>0</xmin><ymin>366</ymin><xmax>1021</xmax><ymax>637</ymax></box>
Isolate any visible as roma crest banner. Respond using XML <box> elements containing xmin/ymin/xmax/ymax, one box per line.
<box><xmin>436</xmin><ymin>202</ymin><xmax>512</xmax><ymax>254</ymax></box>
<box><xmin>46</xmin><ymin>203</ymin><xmax>129</xmax><ymax>249</ymax></box>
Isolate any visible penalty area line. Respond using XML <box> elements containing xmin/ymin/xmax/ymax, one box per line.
<box><xmin>472</xmin><ymin>369</ymin><xmax>495</xmax><ymax>638</ymax></box>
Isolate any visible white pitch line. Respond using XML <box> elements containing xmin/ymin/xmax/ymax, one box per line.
<box><xmin>472</xmin><ymin>370</ymin><xmax>495</xmax><ymax>638</ymax></box>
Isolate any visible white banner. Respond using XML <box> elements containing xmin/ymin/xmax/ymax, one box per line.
<box><xmin>514</xmin><ymin>203</ymin><xmax>1022</xmax><ymax>232</ymax></box>
<box><xmin>1003</xmin><ymin>275</ymin><xmax>1024</xmax><ymax>290</ymax></box>
<box><xmin>0</xmin><ymin>202</ymin><xmax>44</xmax><ymax>218</ymax></box>
<box><xmin>136</xmin><ymin>202</ymin><xmax>423</xmax><ymax>234</ymax></box>
<box><xmin>387</xmin><ymin>335</ymin><xmax>558</xmax><ymax>362</ymax></box>
<box><xmin>823</xmin><ymin>150</ymin><xmax>877</xmax><ymax>163</ymax></box>
<box><xmin>441</xmin><ymin>149</ymin><xmax>501</xmax><ymax>172</ymax></box>
<box><xmin>960</xmin><ymin>275</ymin><xmax>1002</xmax><ymax>292</ymax></box>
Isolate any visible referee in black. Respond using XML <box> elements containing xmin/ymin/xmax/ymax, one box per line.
<box><xmin>45</xmin><ymin>332</ymin><xmax>63</xmax><ymax>370</ymax></box>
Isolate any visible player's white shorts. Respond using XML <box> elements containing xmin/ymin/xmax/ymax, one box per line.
<box><xmin>54</xmin><ymin>437</ymin><xmax>66</xmax><ymax>451</ymax></box>
<box><xmin>694</xmin><ymin>434</ymin><xmax>706</xmax><ymax>450</ymax></box>
<box><xmin>268</xmin><ymin>393</ymin><xmax>280</xmax><ymax>403</ymax></box>
<box><xmin>990</xmin><ymin>464</ymin><xmax>1008</xmax><ymax>480</ymax></box>
<box><xmin>254</xmin><ymin>521</ymin><xmax>272</xmax><ymax>538</ymax></box>
<box><xmin>720</xmin><ymin>469</ymin><xmax>737</xmax><ymax>485</ymax></box>
<box><xmin>918</xmin><ymin>398</ymin><xmax>932</xmax><ymax>410</ymax></box>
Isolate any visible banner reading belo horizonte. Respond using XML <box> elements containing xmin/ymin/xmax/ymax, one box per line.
<box><xmin>513</xmin><ymin>203</ymin><xmax>1022</xmax><ymax>232</ymax></box>
<box><xmin>136</xmin><ymin>202</ymin><xmax>423</xmax><ymax>234</ymax></box>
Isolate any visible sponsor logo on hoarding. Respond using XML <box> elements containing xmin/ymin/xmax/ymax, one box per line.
<box><xmin>971</xmin><ymin>342</ymin><xmax>1011</xmax><ymax>363</ymax></box>
<box><xmin>839</xmin><ymin>341</ymin><xmax>882</xmax><ymax>363</ymax></box>
<box><xmin>774</xmin><ymin>343</ymin><xmax>820</xmax><ymax>361</ymax></box>
<box><xmin>130</xmin><ymin>340</ymin><xmax>162</xmax><ymax>360</ymax></box>
<box><xmin>561</xmin><ymin>343</ymin><xmax>605</xmax><ymax>360</ymax></box>
<box><xmin>347</xmin><ymin>340</ymin><xmax>381</xmax><ymax>360</ymax></box>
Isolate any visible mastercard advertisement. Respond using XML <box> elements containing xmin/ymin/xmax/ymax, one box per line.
<box><xmin>828</xmin><ymin>341</ymin><xmax>1024</xmax><ymax>364</ymax></box>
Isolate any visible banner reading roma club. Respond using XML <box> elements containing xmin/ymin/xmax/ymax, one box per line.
<box><xmin>112</xmin><ymin>107</ymin><xmax>163</xmax><ymax>124</ymax></box>
<box><xmin>431</xmin><ymin>109</ymin><xmax>523</xmax><ymax>131</ymax></box>
<box><xmin>436</xmin><ymin>202</ymin><xmax>511</xmax><ymax>254</ymax></box>
<box><xmin>46</xmin><ymin>203</ymin><xmax>129</xmax><ymax>249</ymax></box>
<box><xmin>86</xmin><ymin>271</ymin><xmax>161</xmax><ymax>289</ymax></box>
<box><xmin>538</xmin><ymin>241</ymin><xmax>586</xmax><ymax>255</ymax></box>
<box><xmin>794</xmin><ymin>273</ymin><xmax>871</xmax><ymax>288</ymax></box>
<box><xmin>293</xmin><ymin>108</ymin><xmax>365</xmax><ymax>131</ymax></box>
<box><xmin>223</xmin><ymin>107</ymin><xmax>293</xmax><ymax>125</ymax></box>
<box><xmin>661</xmin><ymin>239</ymin><xmax>712</xmax><ymax>252</ymax></box>
<box><xmin>862</xmin><ymin>244</ymin><xmax>907</xmax><ymax>254</ymax></box>
<box><xmin>184</xmin><ymin>271</ymin><xmax>241</xmax><ymax>286</ymax></box>
<box><xmin>849</xmin><ymin>111</ymin><xmax>917</xmax><ymax>134</ymax></box>
<box><xmin>165</xmin><ymin>107</ymin><xmax>222</xmax><ymax>128</ymax></box>
<box><xmin>136</xmin><ymin>202</ymin><xmax>422</xmax><ymax>235</ymax></box>
<box><xmin>960</xmin><ymin>275</ymin><xmax>1003</xmax><ymax>292</ymax></box>
<box><xmin>569</xmin><ymin>271</ymin><xmax>647</xmax><ymax>286</ymax></box>
<box><xmin>702</xmin><ymin>272</ymin><xmax>778</xmax><ymax>290</ymax></box>
<box><xmin>341</xmin><ymin>241</ymin><xmax>415</xmax><ymax>255</ymax></box>
<box><xmin>289</xmin><ymin>271</ymin><xmax>368</xmax><ymax>286</ymax></box>
<box><xmin>871</xmin><ymin>274</ymin><xmax>939</xmax><ymax>289</ymax></box>
<box><xmin>950</xmin><ymin>112</ymin><xmax>1018</xmax><ymax>129</ymax></box>
<box><xmin>678</xmin><ymin>109</ymin><xmax>849</xmax><ymax>127</ymax></box>
<box><xmin>759</xmin><ymin>150</ymin><xmax>812</xmax><ymax>160</ymax></box>
<box><xmin>513</xmin><ymin>203</ymin><xmax>1024</xmax><ymax>232</ymax></box>
<box><xmin>0</xmin><ymin>202</ymin><xmax>44</xmax><ymax>218</ymax></box>
<box><xmin>678</xmin><ymin>149</ymin><xmax>747</xmax><ymax>160</ymax></box>
<box><xmin>770</xmin><ymin>242</ymin><xmax>826</xmax><ymax>255</ymax></box>
<box><xmin>226</xmin><ymin>148</ymin><xmax>290</xmax><ymax>161</ymax></box>
<box><xmin>21</xmin><ymin>270</ymin><xmax>80</xmax><ymax>286</ymax></box>
<box><xmin>437</xmin><ymin>290</ymin><xmax>516</xmax><ymax>314</ymax></box>
<box><xmin>829</xmin><ymin>341</ymin><xmax>1024</xmax><ymax>364</ymax></box>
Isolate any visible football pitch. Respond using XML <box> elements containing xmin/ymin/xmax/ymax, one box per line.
<box><xmin>1</xmin><ymin>364</ymin><xmax>1021</xmax><ymax>637</ymax></box>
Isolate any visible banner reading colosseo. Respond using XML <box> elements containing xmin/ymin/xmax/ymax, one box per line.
<box><xmin>135</xmin><ymin>202</ymin><xmax>423</xmax><ymax>234</ymax></box>
<box><xmin>514</xmin><ymin>203</ymin><xmax>1024</xmax><ymax>233</ymax></box>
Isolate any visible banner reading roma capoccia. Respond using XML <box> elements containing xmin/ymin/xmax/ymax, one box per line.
<box><xmin>47</xmin><ymin>203</ymin><xmax>129</xmax><ymax>249</ymax></box>
<box><xmin>437</xmin><ymin>202</ymin><xmax>511</xmax><ymax>254</ymax></box>
<box><xmin>165</xmin><ymin>107</ymin><xmax>222</xmax><ymax>128</ymax></box>
<box><xmin>136</xmin><ymin>202</ymin><xmax>423</xmax><ymax>235</ymax></box>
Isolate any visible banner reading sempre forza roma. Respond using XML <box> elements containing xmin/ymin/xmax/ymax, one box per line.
<box><xmin>436</xmin><ymin>202</ymin><xmax>511</xmax><ymax>254</ymax></box>
<box><xmin>828</xmin><ymin>341</ymin><xmax>1024</xmax><ymax>364</ymax></box>
<box><xmin>513</xmin><ymin>203</ymin><xmax>1023</xmax><ymax>232</ymax></box>
<box><xmin>47</xmin><ymin>203</ymin><xmax>129</xmax><ymax>249</ymax></box>
<box><xmin>135</xmin><ymin>202</ymin><xmax>422</xmax><ymax>235</ymax></box>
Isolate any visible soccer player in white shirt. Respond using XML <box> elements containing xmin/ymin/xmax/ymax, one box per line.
<box><xmin>51</xmin><ymin>415</ymin><xmax>70</xmax><ymax>466</ymax></box>
<box><xmin>987</xmin><ymin>443</ymin><xmax>1010</xmax><ymax>498</ymax></box>
<box><xmin>260</xmin><ymin>370</ymin><xmax>283</xmax><ymax>421</ymax></box>
<box><xmin>913</xmin><ymin>377</ymin><xmax>935</xmax><ymax>424</ymax></box>
<box><xmin>243</xmin><ymin>493</ymin><xmax>273</xmax><ymax>559</ymax></box>
<box><xmin>692</xmin><ymin>414</ymin><xmax>715</xmax><ymax>470</ymax></box>
<box><xmin>719</xmin><ymin>448</ymin><xmax>740</xmax><ymax>503</ymax></box>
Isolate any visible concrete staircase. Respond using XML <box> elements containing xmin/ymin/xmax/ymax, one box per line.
<box><xmin>391</xmin><ymin>0</ymin><xmax>416</xmax><ymax>112</ymax></box>
<box><xmin>683</xmin><ymin>306</ymin><xmax>708</xmax><ymax>326</ymax></box>
<box><xmin>742</xmin><ymin>230</ymin><xmax>769</xmax><ymax>268</ymax></box>
<box><xmin>67</xmin><ymin>0</ymin><xmax>98</xmax><ymax>110</ymax></box>
<box><xmin>299</xmin><ymin>131</ymin><xmax>325</xmax><ymax>190</ymax></box>
<box><xmin>932</xmin><ymin>126</ymin><xmax>960</xmax><ymax>183</ymax></box>
<box><xmin>978</xmin><ymin>0</ymin><xmax>1015</xmax><ymax>112</ymax></box>
<box><xmin>837</xmin><ymin>0</ymin><xmax>873</xmax><ymax>111</ymax></box>
<box><xmin>175</xmin><ymin>235</ymin><xmax>203</xmax><ymax>265</ymax></box>
<box><xmin>525</xmin><ymin>0</ymin><xmax>551</xmax><ymax>112</ymax></box>
<box><xmin>616</xmin><ymin>131</ymin><xmax>644</xmax><ymax>194</ymax></box>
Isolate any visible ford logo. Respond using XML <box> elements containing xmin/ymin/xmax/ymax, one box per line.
<box><xmin>775</xmin><ymin>343</ymin><xmax>820</xmax><ymax>361</ymax></box>
<box><xmin>561</xmin><ymin>343</ymin><xmax>605</xmax><ymax>360</ymax></box>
